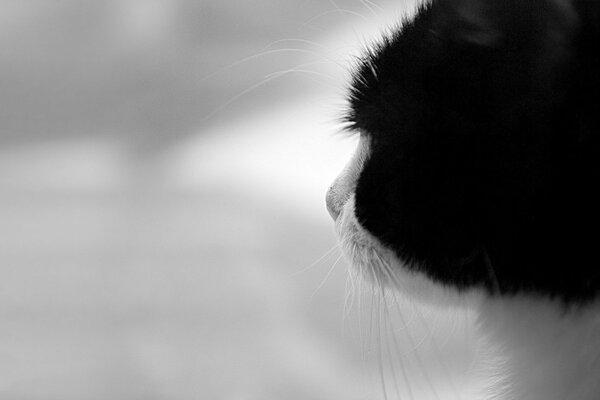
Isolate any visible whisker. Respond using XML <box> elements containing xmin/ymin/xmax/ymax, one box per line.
<box><xmin>305</xmin><ymin>8</ymin><xmax>371</xmax><ymax>26</ymax></box>
<box><xmin>374</xmin><ymin>288</ymin><xmax>390</xmax><ymax>400</ymax></box>
<box><xmin>343</xmin><ymin>263</ymin><xmax>358</xmax><ymax>320</ymax></box>
<box><xmin>311</xmin><ymin>253</ymin><xmax>343</xmax><ymax>298</ymax></box>
<box><xmin>367</xmin><ymin>276</ymin><xmax>377</xmax><ymax>362</ymax></box>
<box><xmin>260</xmin><ymin>41</ymin><xmax>351</xmax><ymax>72</ymax></box>
<box><xmin>202</xmin><ymin>72</ymin><xmax>290</xmax><ymax>121</ymax></box>
<box><xmin>199</xmin><ymin>48</ymin><xmax>326</xmax><ymax>83</ymax></box>
<box><xmin>260</xmin><ymin>38</ymin><xmax>331</xmax><ymax>52</ymax></box>
<box><xmin>383</xmin><ymin>295</ymin><xmax>415</xmax><ymax>400</ymax></box>
<box><xmin>357</xmin><ymin>0</ymin><xmax>380</xmax><ymax>17</ymax></box>
<box><xmin>341</xmin><ymin>279</ymin><xmax>353</xmax><ymax>344</ymax></box>
<box><xmin>342</xmin><ymin>267</ymin><xmax>360</xmax><ymax>342</ymax></box>
<box><xmin>382</xmin><ymin>293</ymin><xmax>406</xmax><ymax>400</ymax></box>
<box><xmin>288</xmin><ymin>243</ymin><xmax>340</xmax><ymax>277</ymax></box>
<box><xmin>482</xmin><ymin>245</ymin><xmax>502</xmax><ymax>294</ymax></box>
<box><xmin>370</xmin><ymin>251</ymin><xmax>434</xmax><ymax>332</ymax></box>
<box><xmin>357</xmin><ymin>265</ymin><xmax>367</xmax><ymax>361</ymax></box>
<box><xmin>376</xmin><ymin>257</ymin><xmax>442</xmax><ymax>400</ymax></box>
<box><xmin>264</xmin><ymin>65</ymin><xmax>339</xmax><ymax>86</ymax></box>
<box><xmin>410</xmin><ymin>301</ymin><xmax>462</xmax><ymax>400</ymax></box>
<box><xmin>202</xmin><ymin>44</ymin><xmax>351</xmax><ymax>120</ymax></box>
<box><xmin>361</xmin><ymin>0</ymin><xmax>385</xmax><ymax>14</ymax></box>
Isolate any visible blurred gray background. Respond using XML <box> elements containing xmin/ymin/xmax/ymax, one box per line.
<box><xmin>0</xmin><ymin>2</ymin><xmax>474</xmax><ymax>400</ymax></box>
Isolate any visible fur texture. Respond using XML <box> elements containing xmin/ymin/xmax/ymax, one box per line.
<box><xmin>344</xmin><ymin>0</ymin><xmax>600</xmax><ymax>303</ymax></box>
<box><xmin>328</xmin><ymin>0</ymin><xmax>600</xmax><ymax>398</ymax></box>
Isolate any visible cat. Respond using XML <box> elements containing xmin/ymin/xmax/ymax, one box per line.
<box><xmin>327</xmin><ymin>0</ymin><xmax>600</xmax><ymax>399</ymax></box>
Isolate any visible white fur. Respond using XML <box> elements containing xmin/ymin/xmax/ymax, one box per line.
<box><xmin>331</xmin><ymin>139</ymin><xmax>600</xmax><ymax>400</ymax></box>
<box><xmin>477</xmin><ymin>296</ymin><xmax>600</xmax><ymax>400</ymax></box>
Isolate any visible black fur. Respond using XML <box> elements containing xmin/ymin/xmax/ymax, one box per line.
<box><xmin>346</xmin><ymin>0</ymin><xmax>600</xmax><ymax>303</ymax></box>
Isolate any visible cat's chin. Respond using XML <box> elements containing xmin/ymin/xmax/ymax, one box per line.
<box><xmin>336</xmin><ymin>194</ymin><xmax>483</xmax><ymax>309</ymax></box>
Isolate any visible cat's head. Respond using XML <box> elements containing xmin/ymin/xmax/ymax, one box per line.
<box><xmin>328</xmin><ymin>0</ymin><xmax>600</xmax><ymax>306</ymax></box>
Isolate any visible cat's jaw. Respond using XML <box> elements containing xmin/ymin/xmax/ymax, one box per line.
<box><xmin>331</xmin><ymin>157</ymin><xmax>600</xmax><ymax>399</ymax></box>
<box><xmin>335</xmin><ymin>193</ymin><xmax>484</xmax><ymax>309</ymax></box>
<box><xmin>329</xmin><ymin>136</ymin><xmax>481</xmax><ymax>308</ymax></box>
<box><xmin>335</xmin><ymin>194</ymin><xmax>600</xmax><ymax>400</ymax></box>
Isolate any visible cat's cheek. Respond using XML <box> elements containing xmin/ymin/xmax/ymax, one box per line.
<box><xmin>336</xmin><ymin>194</ymin><xmax>483</xmax><ymax>308</ymax></box>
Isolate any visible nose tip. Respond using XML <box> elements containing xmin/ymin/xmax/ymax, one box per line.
<box><xmin>325</xmin><ymin>186</ymin><xmax>341</xmax><ymax>221</ymax></box>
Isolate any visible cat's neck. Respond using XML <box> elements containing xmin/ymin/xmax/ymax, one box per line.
<box><xmin>476</xmin><ymin>296</ymin><xmax>600</xmax><ymax>400</ymax></box>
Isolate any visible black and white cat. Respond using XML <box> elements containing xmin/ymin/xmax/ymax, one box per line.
<box><xmin>327</xmin><ymin>0</ymin><xmax>600</xmax><ymax>399</ymax></box>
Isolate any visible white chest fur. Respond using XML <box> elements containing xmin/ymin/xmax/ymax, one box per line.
<box><xmin>331</xmin><ymin>138</ymin><xmax>600</xmax><ymax>400</ymax></box>
<box><xmin>474</xmin><ymin>296</ymin><xmax>600</xmax><ymax>400</ymax></box>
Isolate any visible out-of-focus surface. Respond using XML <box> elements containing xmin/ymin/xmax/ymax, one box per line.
<box><xmin>1</xmin><ymin>2</ymin><xmax>476</xmax><ymax>399</ymax></box>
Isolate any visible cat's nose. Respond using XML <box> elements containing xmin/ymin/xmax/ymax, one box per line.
<box><xmin>325</xmin><ymin>185</ymin><xmax>341</xmax><ymax>221</ymax></box>
<box><xmin>325</xmin><ymin>136</ymin><xmax>369</xmax><ymax>221</ymax></box>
